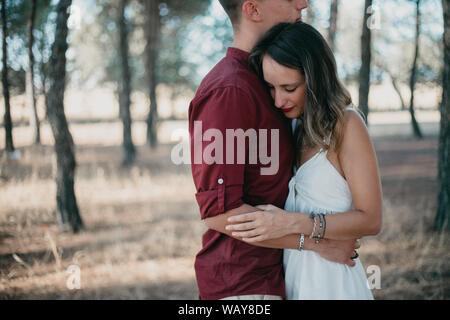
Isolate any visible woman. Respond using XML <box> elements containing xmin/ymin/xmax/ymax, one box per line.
<box><xmin>225</xmin><ymin>22</ymin><xmax>383</xmax><ymax>299</ymax></box>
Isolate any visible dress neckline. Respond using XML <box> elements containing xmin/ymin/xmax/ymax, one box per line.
<box><xmin>294</xmin><ymin>149</ymin><xmax>324</xmax><ymax>176</ymax></box>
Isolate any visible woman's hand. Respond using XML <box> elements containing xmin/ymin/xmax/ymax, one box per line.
<box><xmin>225</xmin><ymin>204</ymin><xmax>294</xmax><ymax>242</ymax></box>
<box><xmin>316</xmin><ymin>238</ymin><xmax>361</xmax><ymax>267</ymax></box>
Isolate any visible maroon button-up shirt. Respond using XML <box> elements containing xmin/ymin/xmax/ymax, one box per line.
<box><xmin>188</xmin><ymin>47</ymin><xmax>294</xmax><ymax>300</ymax></box>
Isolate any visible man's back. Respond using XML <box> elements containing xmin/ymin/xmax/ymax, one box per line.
<box><xmin>189</xmin><ymin>47</ymin><xmax>294</xmax><ymax>300</ymax></box>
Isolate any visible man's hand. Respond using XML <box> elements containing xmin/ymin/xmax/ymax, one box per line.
<box><xmin>315</xmin><ymin>238</ymin><xmax>361</xmax><ymax>267</ymax></box>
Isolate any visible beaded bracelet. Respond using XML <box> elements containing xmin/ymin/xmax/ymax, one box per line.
<box><xmin>298</xmin><ymin>234</ymin><xmax>305</xmax><ymax>251</ymax></box>
<box><xmin>321</xmin><ymin>213</ymin><xmax>327</xmax><ymax>239</ymax></box>
<box><xmin>316</xmin><ymin>213</ymin><xmax>323</xmax><ymax>244</ymax></box>
<box><xmin>309</xmin><ymin>213</ymin><xmax>317</xmax><ymax>239</ymax></box>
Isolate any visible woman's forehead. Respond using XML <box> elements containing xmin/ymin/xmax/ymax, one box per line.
<box><xmin>262</xmin><ymin>55</ymin><xmax>303</xmax><ymax>84</ymax></box>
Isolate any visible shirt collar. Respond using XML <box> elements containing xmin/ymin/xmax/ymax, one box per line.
<box><xmin>226</xmin><ymin>47</ymin><xmax>250</xmax><ymax>66</ymax></box>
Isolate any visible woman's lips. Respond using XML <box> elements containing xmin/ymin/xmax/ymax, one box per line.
<box><xmin>282</xmin><ymin>106</ymin><xmax>295</xmax><ymax>113</ymax></box>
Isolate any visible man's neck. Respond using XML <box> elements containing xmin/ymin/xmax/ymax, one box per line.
<box><xmin>231</xmin><ymin>26</ymin><xmax>264</xmax><ymax>53</ymax></box>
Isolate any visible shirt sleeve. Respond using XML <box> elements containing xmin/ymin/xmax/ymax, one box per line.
<box><xmin>189</xmin><ymin>86</ymin><xmax>256</xmax><ymax>220</ymax></box>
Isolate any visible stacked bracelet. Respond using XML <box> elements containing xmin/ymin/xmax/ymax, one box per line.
<box><xmin>316</xmin><ymin>214</ymin><xmax>323</xmax><ymax>244</ymax></box>
<box><xmin>298</xmin><ymin>234</ymin><xmax>305</xmax><ymax>251</ymax></box>
<box><xmin>309</xmin><ymin>212</ymin><xmax>327</xmax><ymax>243</ymax></box>
<box><xmin>309</xmin><ymin>213</ymin><xmax>317</xmax><ymax>240</ymax></box>
<box><xmin>321</xmin><ymin>213</ymin><xmax>327</xmax><ymax>239</ymax></box>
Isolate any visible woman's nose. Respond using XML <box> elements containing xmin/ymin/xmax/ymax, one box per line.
<box><xmin>273</xmin><ymin>91</ymin><xmax>286</xmax><ymax>109</ymax></box>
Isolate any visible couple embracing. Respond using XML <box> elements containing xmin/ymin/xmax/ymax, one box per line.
<box><xmin>188</xmin><ymin>0</ymin><xmax>382</xmax><ymax>300</ymax></box>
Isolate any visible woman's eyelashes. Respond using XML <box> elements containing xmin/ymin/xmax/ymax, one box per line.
<box><xmin>266</xmin><ymin>84</ymin><xmax>298</xmax><ymax>93</ymax></box>
<box><xmin>285</xmin><ymin>87</ymin><xmax>297</xmax><ymax>93</ymax></box>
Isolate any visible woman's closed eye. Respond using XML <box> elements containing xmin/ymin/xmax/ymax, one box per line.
<box><xmin>266</xmin><ymin>84</ymin><xmax>298</xmax><ymax>93</ymax></box>
<box><xmin>284</xmin><ymin>87</ymin><xmax>298</xmax><ymax>93</ymax></box>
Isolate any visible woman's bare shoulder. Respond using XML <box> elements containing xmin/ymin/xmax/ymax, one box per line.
<box><xmin>342</xmin><ymin>108</ymin><xmax>369</xmax><ymax>138</ymax></box>
<box><xmin>337</xmin><ymin>108</ymin><xmax>374</xmax><ymax>159</ymax></box>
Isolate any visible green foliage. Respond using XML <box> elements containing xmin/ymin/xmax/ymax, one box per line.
<box><xmin>1</xmin><ymin>0</ymin><xmax>444</xmax><ymax>102</ymax></box>
<box><xmin>0</xmin><ymin>0</ymin><xmax>52</xmax><ymax>95</ymax></box>
<box><xmin>373</xmin><ymin>0</ymin><xmax>443</xmax><ymax>87</ymax></box>
<box><xmin>83</xmin><ymin>0</ymin><xmax>211</xmax><ymax>97</ymax></box>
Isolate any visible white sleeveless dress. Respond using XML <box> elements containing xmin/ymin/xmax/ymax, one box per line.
<box><xmin>283</xmin><ymin>115</ymin><xmax>374</xmax><ymax>300</ymax></box>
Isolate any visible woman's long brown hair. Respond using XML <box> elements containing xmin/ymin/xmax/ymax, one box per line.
<box><xmin>249</xmin><ymin>22</ymin><xmax>354</xmax><ymax>168</ymax></box>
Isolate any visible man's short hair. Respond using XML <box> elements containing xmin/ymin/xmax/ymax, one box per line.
<box><xmin>218</xmin><ymin>0</ymin><xmax>246</xmax><ymax>28</ymax></box>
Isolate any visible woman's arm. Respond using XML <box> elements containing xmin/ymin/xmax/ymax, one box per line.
<box><xmin>226</xmin><ymin>110</ymin><xmax>383</xmax><ymax>241</ymax></box>
<box><xmin>205</xmin><ymin>205</ymin><xmax>360</xmax><ymax>267</ymax></box>
<box><xmin>205</xmin><ymin>204</ymin><xmax>327</xmax><ymax>250</ymax></box>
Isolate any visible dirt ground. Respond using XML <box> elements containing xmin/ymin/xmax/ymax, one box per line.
<box><xmin>0</xmin><ymin>129</ymin><xmax>448</xmax><ymax>300</ymax></box>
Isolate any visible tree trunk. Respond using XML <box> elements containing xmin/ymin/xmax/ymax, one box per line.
<box><xmin>1</xmin><ymin>0</ymin><xmax>14</xmax><ymax>153</ymax></box>
<box><xmin>358</xmin><ymin>0</ymin><xmax>372</xmax><ymax>124</ymax></box>
<box><xmin>435</xmin><ymin>0</ymin><xmax>450</xmax><ymax>231</ymax></box>
<box><xmin>46</xmin><ymin>0</ymin><xmax>83</xmax><ymax>233</ymax></box>
<box><xmin>144</xmin><ymin>0</ymin><xmax>160</xmax><ymax>149</ymax></box>
<box><xmin>328</xmin><ymin>0</ymin><xmax>339</xmax><ymax>52</ymax></box>
<box><xmin>409</xmin><ymin>0</ymin><xmax>423</xmax><ymax>139</ymax></box>
<box><xmin>118</xmin><ymin>0</ymin><xmax>135</xmax><ymax>165</ymax></box>
<box><xmin>388</xmin><ymin>71</ymin><xmax>407</xmax><ymax>110</ymax></box>
<box><xmin>38</xmin><ymin>29</ymin><xmax>48</xmax><ymax>107</ymax></box>
<box><xmin>26</xmin><ymin>0</ymin><xmax>40</xmax><ymax>145</ymax></box>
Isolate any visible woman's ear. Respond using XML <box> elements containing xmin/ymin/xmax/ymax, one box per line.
<box><xmin>242</xmin><ymin>0</ymin><xmax>263</xmax><ymax>22</ymax></box>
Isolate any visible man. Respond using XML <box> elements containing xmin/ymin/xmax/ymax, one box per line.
<box><xmin>189</xmin><ymin>0</ymin><xmax>358</xmax><ymax>300</ymax></box>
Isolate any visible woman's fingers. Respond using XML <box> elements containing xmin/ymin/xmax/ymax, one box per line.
<box><xmin>227</xmin><ymin>211</ymin><xmax>260</xmax><ymax>223</ymax></box>
<box><xmin>226</xmin><ymin>221</ymin><xmax>256</xmax><ymax>231</ymax></box>
<box><xmin>231</xmin><ymin>229</ymin><xmax>260</xmax><ymax>239</ymax></box>
<box><xmin>243</xmin><ymin>235</ymin><xmax>265</xmax><ymax>242</ymax></box>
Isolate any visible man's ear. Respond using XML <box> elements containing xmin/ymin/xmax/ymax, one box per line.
<box><xmin>242</xmin><ymin>0</ymin><xmax>263</xmax><ymax>22</ymax></box>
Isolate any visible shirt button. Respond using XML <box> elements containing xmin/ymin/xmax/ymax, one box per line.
<box><xmin>218</xmin><ymin>178</ymin><xmax>224</xmax><ymax>185</ymax></box>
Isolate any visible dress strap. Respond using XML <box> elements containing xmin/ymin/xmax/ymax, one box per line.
<box><xmin>323</xmin><ymin>132</ymin><xmax>332</xmax><ymax>147</ymax></box>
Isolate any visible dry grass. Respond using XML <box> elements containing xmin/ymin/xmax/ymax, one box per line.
<box><xmin>0</xmin><ymin>143</ymin><xmax>204</xmax><ymax>299</ymax></box>
<box><xmin>360</xmin><ymin>138</ymin><xmax>450</xmax><ymax>299</ymax></box>
<box><xmin>0</xmin><ymin>123</ymin><xmax>448</xmax><ymax>300</ymax></box>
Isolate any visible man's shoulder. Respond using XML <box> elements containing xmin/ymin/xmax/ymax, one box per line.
<box><xmin>194</xmin><ymin>56</ymin><xmax>263</xmax><ymax>100</ymax></box>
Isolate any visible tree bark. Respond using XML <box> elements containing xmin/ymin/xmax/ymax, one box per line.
<box><xmin>26</xmin><ymin>0</ymin><xmax>40</xmax><ymax>145</ymax></box>
<box><xmin>328</xmin><ymin>0</ymin><xmax>339</xmax><ymax>52</ymax></box>
<box><xmin>46</xmin><ymin>0</ymin><xmax>83</xmax><ymax>233</ymax></box>
<box><xmin>388</xmin><ymin>71</ymin><xmax>407</xmax><ymax>110</ymax></box>
<box><xmin>118</xmin><ymin>0</ymin><xmax>135</xmax><ymax>165</ymax></box>
<box><xmin>358</xmin><ymin>0</ymin><xmax>372</xmax><ymax>124</ymax></box>
<box><xmin>144</xmin><ymin>0</ymin><xmax>160</xmax><ymax>148</ymax></box>
<box><xmin>409</xmin><ymin>0</ymin><xmax>423</xmax><ymax>139</ymax></box>
<box><xmin>1</xmin><ymin>0</ymin><xmax>14</xmax><ymax>153</ymax></box>
<box><xmin>435</xmin><ymin>0</ymin><xmax>450</xmax><ymax>230</ymax></box>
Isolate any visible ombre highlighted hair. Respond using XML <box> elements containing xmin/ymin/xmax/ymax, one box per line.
<box><xmin>249</xmin><ymin>22</ymin><xmax>354</xmax><ymax>168</ymax></box>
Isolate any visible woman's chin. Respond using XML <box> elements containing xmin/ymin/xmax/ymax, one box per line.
<box><xmin>283</xmin><ymin>111</ymin><xmax>302</xmax><ymax>119</ymax></box>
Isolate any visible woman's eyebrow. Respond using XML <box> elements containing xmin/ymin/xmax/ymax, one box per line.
<box><xmin>265</xmin><ymin>81</ymin><xmax>299</xmax><ymax>87</ymax></box>
<box><xmin>280</xmin><ymin>83</ymin><xmax>299</xmax><ymax>87</ymax></box>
